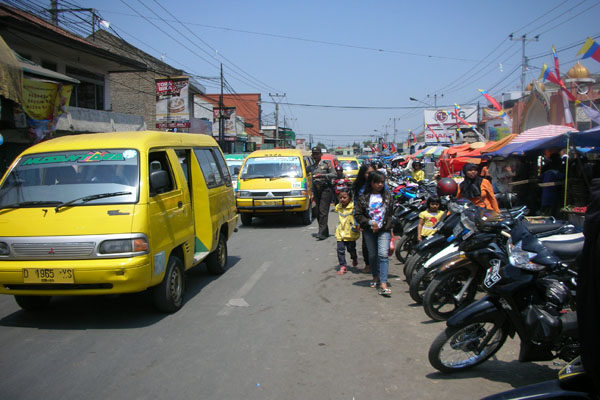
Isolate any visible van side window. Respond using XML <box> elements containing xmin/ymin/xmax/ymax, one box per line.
<box><xmin>194</xmin><ymin>148</ymin><xmax>223</xmax><ymax>188</ymax></box>
<box><xmin>175</xmin><ymin>149</ymin><xmax>192</xmax><ymax>193</ymax></box>
<box><xmin>148</xmin><ymin>151</ymin><xmax>174</xmax><ymax>196</ymax></box>
<box><xmin>211</xmin><ymin>148</ymin><xmax>232</xmax><ymax>186</ymax></box>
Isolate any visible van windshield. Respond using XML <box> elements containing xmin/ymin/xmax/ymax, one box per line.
<box><xmin>341</xmin><ymin>160</ymin><xmax>358</xmax><ymax>170</ymax></box>
<box><xmin>0</xmin><ymin>149</ymin><xmax>139</xmax><ymax>209</ymax></box>
<box><xmin>241</xmin><ymin>156</ymin><xmax>303</xmax><ymax>179</ymax></box>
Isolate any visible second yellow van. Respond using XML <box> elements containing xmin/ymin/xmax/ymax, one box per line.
<box><xmin>236</xmin><ymin>149</ymin><xmax>313</xmax><ymax>226</ymax></box>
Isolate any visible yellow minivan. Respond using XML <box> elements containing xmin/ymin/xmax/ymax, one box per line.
<box><xmin>236</xmin><ymin>149</ymin><xmax>313</xmax><ymax>226</ymax></box>
<box><xmin>338</xmin><ymin>156</ymin><xmax>360</xmax><ymax>182</ymax></box>
<box><xmin>0</xmin><ymin>131</ymin><xmax>237</xmax><ymax>313</ymax></box>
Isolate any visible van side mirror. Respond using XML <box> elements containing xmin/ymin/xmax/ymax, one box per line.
<box><xmin>150</xmin><ymin>170</ymin><xmax>170</xmax><ymax>194</ymax></box>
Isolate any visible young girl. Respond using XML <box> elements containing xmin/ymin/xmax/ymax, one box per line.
<box><xmin>355</xmin><ymin>171</ymin><xmax>394</xmax><ymax>296</ymax></box>
<box><xmin>411</xmin><ymin>161</ymin><xmax>425</xmax><ymax>182</ymax></box>
<box><xmin>334</xmin><ymin>189</ymin><xmax>360</xmax><ymax>274</ymax></box>
<box><xmin>352</xmin><ymin>163</ymin><xmax>376</xmax><ymax>273</ymax></box>
<box><xmin>417</xmin><ymin>196</ymin><xmax>444</xmax><ymax>242</ymax></box>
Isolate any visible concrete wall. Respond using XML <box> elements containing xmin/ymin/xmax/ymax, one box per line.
<box><xmin>56</xmin><ymin>106</ymin><xmax>145</xmax><ymax>133</ymax></box>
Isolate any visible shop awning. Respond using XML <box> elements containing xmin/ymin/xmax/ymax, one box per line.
<box><xmin>15</xmin><ymin>53</ymin><xmax>80</xmax><ymax>84</ymax></box>
<box><xmin>487</xmin><ymin>125</ymin><xmax>579</xmax><ymax>157</ymax></box>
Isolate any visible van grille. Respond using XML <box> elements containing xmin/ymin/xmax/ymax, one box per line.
<box><xmin>12</xmin><ymin>242</ymin><xmax>95</xmax><ymax>258</ymax></box>
<box><xmin>250</xmin><ymin>191</ymin><xmax>289</xmax><ymax>197</ymax></box>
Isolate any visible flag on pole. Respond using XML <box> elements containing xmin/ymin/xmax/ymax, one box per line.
<box><xmin>579</xmin><ymin>102</ymin><xmax>600</xmax><ymax>125</ymax></box>
<box><xmin>382</xmin><ymin>142</ymin><xmax>388</xmax><ymax>150</ymax></box>
<box><xmin>409</xmin><ymin>129</ymin><xmax>417</xmax><ymax>144</ymax></box>
<box><xmin>552</xmin><ymin>45</ymin><xmax>561</xmax><ymax>79</ymax></box>
<box><xmin>538</xmin><ymin>64</ymin><xmax>551</xmax><ymax>81</ymax></box>
<box><xmin>390</xmin><ymin>142</ymin><xmax>397</xmax><ymax>152</ymax></box>
<box><xmin>577</xmin><ymin>37</ymin><xmax>600</xmax><ymax>63</ymax></box>
<box><xmin>425</xmin><ymin>123</ymin><xmax>440</xmax><ymax>142</ymax></box>
<box><xmin>478</xmin><ymin>89</ymin><xmax>513</xmax><ymax>128</ymax></box>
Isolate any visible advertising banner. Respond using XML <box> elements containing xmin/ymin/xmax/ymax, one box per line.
<box><xmin>22</xmin><ymin>79</ymin><xmax>73</xmax><ymax>143</ymax></box>
<box><xmin>212</xmin><ymin>107</ymin><xmax>237</xmax><ymax>139</ymax></box>
<box><xmin>423</xmin><ymin>105</ymin><xmax>478</xmax><ymax>144</ymax></box>
<box><xmin>155</xmin><ymin>76</ymin><xmax>190</xmax><ymax>128</ymax></box>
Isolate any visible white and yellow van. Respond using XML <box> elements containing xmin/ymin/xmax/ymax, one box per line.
<box><xmin>338</xmin><ymin>156</ymin><xmax>360</xmax><ymax>182</ymax></box>
<box><xmin>236</xmin><ymin>149</ymin><xmax>314</xmax><ymax>226</ymax></box>
<box><xmin>0</xmin><ymin>131</ymin><xmax>237</xmax><ymax>313</ymax></box>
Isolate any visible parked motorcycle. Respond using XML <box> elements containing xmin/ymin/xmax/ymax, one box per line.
<box><xmin>428</xmin><ymin>219</ymin><xmax>580</xmax><ymax>373</ymax></box>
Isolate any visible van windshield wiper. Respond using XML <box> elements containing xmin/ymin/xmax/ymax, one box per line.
<box><xmin>1</xmin><ymin>201</ymin><xmax>62</xmax><ymax>210</ymax></box>
<box><xmin>241</xmin><ymin>175</ymin><xmax>271</xmax><ymax>180</ymax></box>
<box><xmin>55</xmin><ymin>191</ymin><xmax>132</xmax><ymax>212</ymax></box>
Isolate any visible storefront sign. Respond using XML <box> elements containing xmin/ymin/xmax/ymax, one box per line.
<box><xmin>22</xmin><ymin>79</ymin><xmax>73</xmax><ymax>143</ymax></box>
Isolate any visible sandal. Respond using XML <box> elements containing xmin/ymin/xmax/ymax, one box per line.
<box><xmin>379</xmin><ymin>287</ymin><xmax>392</xmax><ymax>297</ymax></box>
<box><xmin>337</xmin><ymin>266</ymin><xmax>347</xmax><ymax>275</ymax></box>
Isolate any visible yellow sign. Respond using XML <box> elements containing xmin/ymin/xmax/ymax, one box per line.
<box><xmin>22</xmin><ymin>79</ymin><xmax>58</xmax><ymax>120</ymax></box>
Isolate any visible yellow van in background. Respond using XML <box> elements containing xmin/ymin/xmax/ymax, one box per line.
<box><xmin>338</xmin><ymin>156</ymin><xmax>360</xmax><ymax>182</ymax></box>
<box><xmin>236</xmin><ymin>149</ymin><xmax>313</xmax><ymax>226</ymax></box>
<box><xmin>0</xmin><ymin>131</ymin><xmax>237</xmax><ymax>313</ymax></box>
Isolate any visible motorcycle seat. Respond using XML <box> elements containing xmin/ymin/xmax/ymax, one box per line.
<box><xmin>541</xmin><ymin>237</ymin><xmax>585</xmax><ymax>260</ymax></box>
<box><xmin>525</xmin><ymin>221</ymin><xmax>567</xmax><ymax>235</ymax></box>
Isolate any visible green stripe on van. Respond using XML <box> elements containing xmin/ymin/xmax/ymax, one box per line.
<box><xmin>195</xmin><ymin>237</ymin><xmax>209</xmax><ymax>252</ymax></box>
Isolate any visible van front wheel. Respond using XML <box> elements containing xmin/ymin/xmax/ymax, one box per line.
<box><xmin>301</xmin><ymin>205</ymin><xmax>312</xmax><ymax>225</ymax></box>
<box><xmin>240</xmin><ymin>214</ymin><xmax>252</xmax><ymax>226</ymax></box>
<box><xmin>206</xmin><ymin>233</ymin><xmax>228</xmax><ymax>275</ymax></box>
<box><xmin>152</xmin><ymin>255</ymin><xmax>185</xmax><ymax>313</ymax></box>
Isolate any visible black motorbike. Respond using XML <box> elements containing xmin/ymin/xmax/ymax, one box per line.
<box><xmin>428</xmin><ymin>218</ymin><xmax>580</xmax><ymax>373</ymax></box>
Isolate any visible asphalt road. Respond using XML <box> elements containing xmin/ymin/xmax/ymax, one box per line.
<box><xmin>0</xmin><ymin>212</ymin><xmax>560</xmax><ymax>400</ymax></box>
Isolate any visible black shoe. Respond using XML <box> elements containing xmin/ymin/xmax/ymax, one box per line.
<box><xmin>316</xmin><ymin>235</ymin><xmax>328</xmax><ymax>241</ymax></box>
<box><xmin>311</xmin><ymin>233</ymin><xmax>319</xmax><ymax>238</ymax></box>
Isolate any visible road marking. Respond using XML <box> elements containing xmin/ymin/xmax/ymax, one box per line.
<box><xmin>217</xmin><ymin>261</ymin><xmax>272</xmax><ymax>316</ymax></box>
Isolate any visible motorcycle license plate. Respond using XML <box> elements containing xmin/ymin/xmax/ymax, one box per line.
<box><xmin>483</xmin><ymin>262</ymin><xmax>501</xmax><ymax>288</ymax></box>
<box><xmin>23</xmin><ymin>268</ymin><xmax>74</xmax><ymax>284</ymax></box>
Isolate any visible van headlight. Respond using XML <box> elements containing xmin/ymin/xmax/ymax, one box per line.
<box><xmin>99</xmin><ymin>238</ymin><xmax>149</xmax><ymax>254</ymax></box>
<box><xmin>237</xmin><ymin>191</ymin><xmax>252</xmax><ymax>198</ymax></box>
<box><xmin>0</xmin><ymin>242</ymin><xmax>9</xmax><ymax>256</ymax></box>
<box><xmin>288</xmin><ymin>190</ymin><xmax>307</xmax><ymax>197</ymax></box>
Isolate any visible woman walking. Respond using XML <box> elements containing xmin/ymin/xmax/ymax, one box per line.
<box><xmin>355</xmin><ymin>171</ymin><xmax>394</xmax><ymax>297</ymax></box>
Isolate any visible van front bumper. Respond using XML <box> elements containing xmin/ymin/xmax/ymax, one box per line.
<box><xmin>0</xmin><ymin>256</ymin><xmax>152</xmax><ymax>296</ymax></box>
<box><xmin>236</xmin><ymin>196</ymin><xmax>309</xmax><ymax>213</ymax></box>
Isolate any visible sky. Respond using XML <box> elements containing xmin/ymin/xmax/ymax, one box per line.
<box><xmin>21</xmin><ymin>0</ymin><xmax>600</xmax><ymax>147</ymax></box>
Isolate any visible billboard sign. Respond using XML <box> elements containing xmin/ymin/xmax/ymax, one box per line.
<box><xmin>423</xmin><ymin>105</ymin><xmax>478</xmax><ymax>144</ymax></box>
<box><xmin>155</xmin><ymin>76</ymin><xmax>190</xmax><ymax>129</ymax></box>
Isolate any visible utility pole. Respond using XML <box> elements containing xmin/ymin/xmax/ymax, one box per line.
<box><xmin>509</xmin><ymin>33</ymin><xmax>539</xmax><ymax>94</ymax></box>
<box><xmin>427</xmin><ymin>94</ymin><xmax>443</xmax><ymax>107</ymax></box>
<box><xmin>50</xmin><ymin>0</ymin><xmax>58</xmax><ymax>25</ymax></box>
<box><xmin>51</xmin><ymin>4</ymin><xmax>98</xmax><ymax>38</ymax></box>
<box><xmin>269</xmin><ymin>93</ymin><xmax>285</xmax><ymax>148</ymax></box>
<box><xmin>219</xmin><ymin>63</ymin><xmax>225</xmax><ymax>152</ymax></box>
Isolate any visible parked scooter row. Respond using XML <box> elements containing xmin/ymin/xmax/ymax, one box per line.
<box><xmin>390</xmin><ymin>177</ymin><xmax>585</xmax><ymax>376</ymax></box>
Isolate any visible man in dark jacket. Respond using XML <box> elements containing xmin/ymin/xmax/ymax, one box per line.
<box><xmin>309</xmin><ymin>147</ymin><xmax>336</xmax><ymax>240</ymax></box>
<box><xmin>577</xmin><ymin>172</ymin><xmax>600</xmax><ymax>393</ymax></box>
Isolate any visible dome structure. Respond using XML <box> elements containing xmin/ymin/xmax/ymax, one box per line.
<box><xmin>567</xmin><ymin>62</ymin><xmax>589</xmax><ymax>79</ymax></box>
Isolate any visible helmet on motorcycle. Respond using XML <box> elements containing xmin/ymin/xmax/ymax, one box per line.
<box><xmin>334</xmin><ymin>164</ymin><xmax>343</xmax><ymax>172</ymax></box>
<box><xmin>437</xmin><ymin>177</ymin><xmax>458</xmax><ymax>196</ymax></box>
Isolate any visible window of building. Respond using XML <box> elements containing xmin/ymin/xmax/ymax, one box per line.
<box><xmin>65</xmin><ymin>65</ymin><xmax>105</xmax><ymax>110</ymax></box>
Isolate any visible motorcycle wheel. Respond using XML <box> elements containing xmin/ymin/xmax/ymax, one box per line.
<box><xmin>422</xmin><ymin>267</ymin><xmax>479</xmax><ymax>321</ymax></box>
<box><xmin>405</xmin><ymin>249</ymin><xmax>435</xmax><ymax>284</ymax></box>
<box><xmin>428</xmin><ymin>320</ymin><xmax>507</xmax><ymax>373</ymax></box>
<box><xmin>408</xmin><ymin>266</ymin><xmax>437</xmax><ymax>304</ymax></box>
<box><xmin>403</xmin><ymin>252</ymin><xmax>419</xmax><ymax>281</ymax></box>
<box><xmin>394</xmin><ymin>234</ymin><xmax>415</xmax><ymax>264</ymax></box>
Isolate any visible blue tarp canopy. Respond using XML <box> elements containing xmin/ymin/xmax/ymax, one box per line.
<box><xmin>486</xmin><ymin>125</ymin><xmax>600</xmax><ymax>157</ymax></box>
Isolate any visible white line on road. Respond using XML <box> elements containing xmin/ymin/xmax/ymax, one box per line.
<box><xmin>217</xmin><ymin>261</ymin><xmax>272</xmax><ymax>316</ymax></box>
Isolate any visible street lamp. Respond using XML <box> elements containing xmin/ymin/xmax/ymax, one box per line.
<box><xmin>409</xmin><ymin>97</ymin><xmax>434</xmax><ymax>108</ymax></box>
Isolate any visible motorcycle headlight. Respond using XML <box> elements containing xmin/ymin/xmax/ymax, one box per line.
<box><xmin>236</xmin><ymin>191</ymin><xmax>252</xmax><ymax>198</ymax></box>
<box><xmin>508</xmin><ymin>240</ymin><xmax>544</xmax><ymax>271</ymax></box>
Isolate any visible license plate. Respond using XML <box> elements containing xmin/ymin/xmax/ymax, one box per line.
<box><xmin>483</xmin><ymin>261</ymin><xmax>501</xmax><ymax>288</ymax></box>
<box><xmin>257</xmin><ymin>199</ymin><xmax>281</xmax><ymax>206</ymax></box>
<box><xmin>23</xmin><ymin>268</ymin><xmax>74</xmax><ymax>284</ymax></box>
